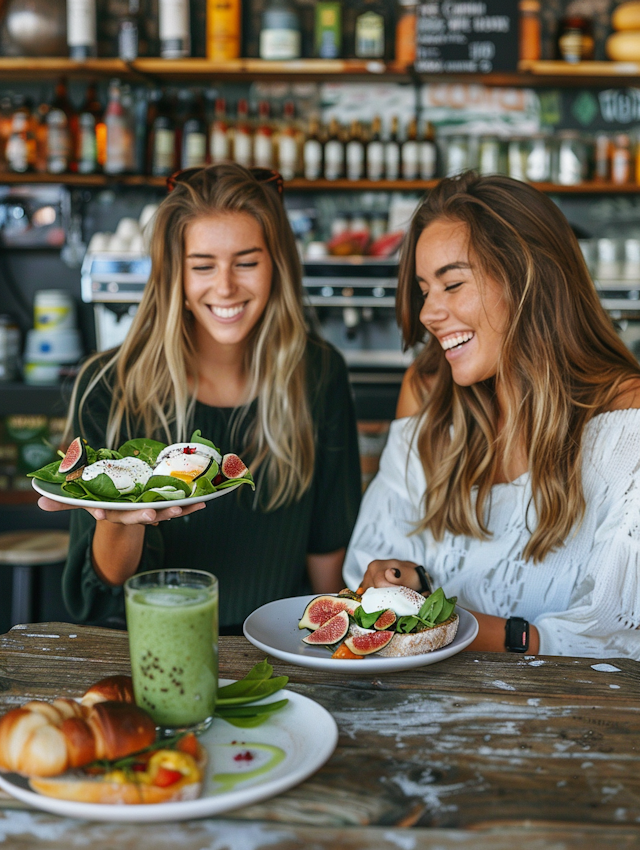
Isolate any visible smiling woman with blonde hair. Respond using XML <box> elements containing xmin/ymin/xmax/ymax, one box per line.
<box><xmin>40</xmin><ymin>163</ymin><xmax>362</xmax><ymax>632</ymax></box>
<box><xmin>344</xmin><ymin>171</ymin><xmax>640</xmax><ymax>659</ymax></box>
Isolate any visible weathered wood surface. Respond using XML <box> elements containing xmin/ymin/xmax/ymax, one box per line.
<box><xmin>1</xmin><ymin>622</ymin><xmax>640</xmax><ymax>846</ymax></box>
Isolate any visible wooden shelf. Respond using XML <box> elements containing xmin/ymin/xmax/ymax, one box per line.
<box><xmin>1</xmin><ymin>173</ymin><xmax>640</xmax><ymax>194</ymax></box>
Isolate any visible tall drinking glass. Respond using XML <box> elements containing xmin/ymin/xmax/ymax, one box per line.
<box><xmin>124</xmin><ymin>569</ymin><xmax>218</xmax><ymax>734</ymax></box>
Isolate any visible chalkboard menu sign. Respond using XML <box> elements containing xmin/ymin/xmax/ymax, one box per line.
<box><xmin>415</xmin><ymin>1</ymin><xmax>519</xmax><ymax>74</ymax></box>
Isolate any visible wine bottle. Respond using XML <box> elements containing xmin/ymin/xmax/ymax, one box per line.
<box><xmin>67</xmin><ymin>0</ymin><xmax>97</xmax><ymax>59</ymax></box>
<box><xmin>159</xmin><ymin>0</ymin><xmax>191</xmax><ymax>58</ymax></box>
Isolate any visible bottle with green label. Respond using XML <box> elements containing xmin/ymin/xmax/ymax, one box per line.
<box><xmin>349</xmin><ymin>0</ymin><xmax>393</xmax><ymax>60</ymax></box>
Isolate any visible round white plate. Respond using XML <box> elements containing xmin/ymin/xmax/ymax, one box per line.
<box><xmin>244</xmin><ymin>595</ymin><xmax>479</xmax><ymax>674</ymax></box>
<box><xmin>32</xmin><ymin>478</ymin><xmax>241</xmax><ymax>511</ymax></box>
<box><xmin>0</xmin><ymin>681</ymin><xmax>337</xmax><ymax>823</ymax></box>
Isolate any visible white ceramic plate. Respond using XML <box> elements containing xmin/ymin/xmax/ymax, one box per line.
<box><xmin>244</xmin><ymin>595</ymin><xmax>479</xmax><ymax>674</ymax></box>
<box><xmin>0</xmin><ymin>681</ymin><xmax>337</xmax><ymax>823</ymax></box>
<box><xmin>32</xmin><ymin>478</ymin><xmax>241</xmax><ymax>511</ymax></box>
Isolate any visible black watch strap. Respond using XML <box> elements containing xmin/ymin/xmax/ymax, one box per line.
<box><xmin>505</xmin><ymin>617</ymin><xmax>530</xmax><ymax>653</ymax></box>
<box><xmin>414</xmin><ymin>564</ymin><xmax>433</xmax><ymax>595</ymax></box>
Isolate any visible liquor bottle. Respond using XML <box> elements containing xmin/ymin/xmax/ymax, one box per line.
<box><xmin>384</xmin><ymin>116</ymin><xmax>400</xmax><ymax>180</ymax></box>
<box><xmin>259</xmin><ymin>0</ymin><xmax>302</xmax><ymax>60</ymax></box>
<box><xmin>0</xmin><ymin>96</ymin><xmax>14</xmax><ymax>172</ymax></box>
<box><xmin>33</xmin><ymin>97</ymin><xmax>49</xmax><ymax>173</ymax></box>
<box><xmin>150</xmin><ymin>90</ymin><xmax>177</xmax><ymax>176</ymax></box>
<box><xmin>209</xmin><ymin>97</ymin><xmax>230</xmax><ymax>163</ymax></box>
<box><xmin>6</xmin><ymin>96</ymin><xmax>35</xmax><ymax>174</ymax></box>
<box><xmin>47</xmin><ymin>78</ymin><xmax>76</xmax><ymax>174</ymax></box>
<box><xmin>401</xmin><ymin>116</ymin><xmax>419</xmax><ymax>180</ymax></box>
<box><xmin>159</xmin><ymin>0</ymin><xmax>191</xmax><ymax>58</ymax></box>
<box><xmin>350</xmin><ymin>0</ymin><xmax>389</xmax><ymax>60</ymax></box>
<box><xmin>419</xmin><ymin>120</ymin><xmax>437</xmax><ymax>179</ymax></box>
<box><xmin>233</xmin><ymin>99</ymin><xmax>253</xmax><ymax>168</ymax></box>
<box><xmin>121</xmin><ymin>84</ymin><xmax>137</xmax><ymax>173</ymax></box>
<box><xmin>303</xmin><ymin>115</ymin><xmax>323</xmax><ymax>180</ymax></box>
<box><xmin>346</xmin><ymin>120</ymin><xmax>365</xmax><ymax>181</ymax></box>
<box><xmin>366</xmin><ymin>115</ymin><xmax>384</xmax><ymax>180</ymax></box>
<box><xmin>181</xmin><ymin>91</ymin><xmax>208</xmax><ymax>168</ymax></box>
<box><xmin>206</xmin><ymin>0</ymin><xmax>241</xmax><ymax>60</ymax></box>
<box><xmin>253</xmin><ymin>101</ymin><xmax>274</xmax><ymax>169</ymax></box>
<box><xmin>118</xmin><ymin>0</ymin><xmax>141</xmax><ymax>61</ymax></box>
<box><xmin>104</xmin><ymin>80</ymin><xmax>129</xmax><ymax>175</ymax></box>
<box><xmin>67</xmin><ymin>0</ymin><xmax>97</xmax><ymax>59</ymax></box>
<box><xmin>277</xmin><ymin>101</ymin><xmax>299</xmax><ymax>180</ymax></box>
<box><xmin>315</xmin><ymin>2</ymin><xmax>341</xmax><ymax>58</ymax></box>
<box><xmin>76</xmin><ymin>82</ymin><xmax>103</xmax><ymax>174</ymax></box>
<box><xmin>324</xmin><ymin>117</ymin><xmax>344</xmax><ymax>180</ymax></box>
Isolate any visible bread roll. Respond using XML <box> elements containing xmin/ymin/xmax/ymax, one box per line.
<box><xmin>81</xmin><ymin>675</ymin><xmax>135</xmax><ymax>708</ymax></box>
<box><xmin>612</xmin><ymin>2</ymin><xmax>640</xmax><ymax>31</ymax></box>
<box><xmin>606</xmin><ymin>30</ymin><xmax>640</xmax><ymax>61</ymax></box>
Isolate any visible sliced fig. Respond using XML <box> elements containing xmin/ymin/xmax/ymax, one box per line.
<box><xmin>374</xmin><ymin>609</ymin><xmax>397</xmax><ymax>630</ymax></box>
<box><xmin>302</xmin><ymin>611</ymin><xmax>349</xmax><ymax>645</ymax></box>
<box><xmin>221</xmin><ymin>453</ymin><xmax>249</xmax><ymax>479</ymax></box>
<box><xmin>337</xmin><ymin>588</ymin><xmax>362</xmax><ymax>601</ymax></box>
<box><xmin>59</xmin><ymin>436</ymin><xmax>87</xmax><ymax>476</ymax></box>
<box><xmin>344</xmin><ymin>628</ymin><xmax>394</xmax><ymax>656</ymax></box>
<box><xmin>298</xmin><ymin>595</ymin><xmax>360</xmax><ymax>630</ymax></box>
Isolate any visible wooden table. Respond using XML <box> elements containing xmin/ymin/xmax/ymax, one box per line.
<box><xmin>1</xmin><ymin>622</ymin><xmax>640</xmax><ymax>849</ymax></box>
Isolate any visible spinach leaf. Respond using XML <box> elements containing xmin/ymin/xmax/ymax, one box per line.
<box><xmin>142</xmin><ymin>475</ymin><xmax>191</xmax><ymax>497</ymax></box>
<box><xmin>215</xmin><ymin>699</ymin><xmax>289</xmax><ymax>728</ymax></box>
<box><xmin>396</xmin><ymin>615</ymin><xmax>419</xmax><ymax>634</ymax></box>
<box><xmin>61</xmin><ymin>480</ymin><xmax>87</xmax><ymax>498</ymax></box>
<box><xmin>192</xmin><ymin>476</ymin><xmax>215</xmax><ymax>498</ymax></box>
<box><xmin>118</xmin><ymin>438</ymin><xmax>167</xmax><ymax>466</ymax></box>
<box><xmin>81</xmin><ymin>473</ymin><xmax>124</xmax><ymax>500</ymax></box>
<box><xmin>352</xmin><ymin>606</ymin><xmax>384</xmax><ymax>629</ymax></box>
<box><xmin>216</xmin><ymin>659</ymin><xmax>288</xmax><ymax>706</ymax></box>
<box><xmin>138</xmin><ymin>485</ymin><xmax>189</xmax><ymax>502</ymax></box>
<box><xmin>189</xmin><ymin>429</ymin><xmax>221</xmax><ymax>455</ymax></box>
<box><xmin>27</xmin><ymin>460</ymin><xmax>66</xmax><ymax>483</ymax></box>
<box><xmin>96</xmin><ymin>448</ymin><xmax>123</xmax><ymax>461</ymax></box>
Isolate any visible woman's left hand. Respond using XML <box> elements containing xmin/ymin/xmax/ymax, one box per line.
<box><xmin>358</xmin><ymin>559</ymin><xmax>422</xmax><ymax>593</ymax></box>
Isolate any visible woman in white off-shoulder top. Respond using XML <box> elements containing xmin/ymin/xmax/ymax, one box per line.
<box><xmin>343</xmin><ymin>172</ymin><xmax>640</xmax><ymax>659</ymax></box>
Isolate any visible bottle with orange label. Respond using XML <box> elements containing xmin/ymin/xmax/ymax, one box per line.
<box><xmin>206</xmin><ymin>0</ymin><xmax>241</xmax><ymax>60</ymax></box>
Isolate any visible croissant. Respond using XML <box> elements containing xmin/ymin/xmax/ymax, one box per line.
<box><xmin>0</xmin><ymin>698</ymin><xmax>156</xmax><ymax>777</ymax></box>
<box><xmin>80</xmin><ymin>675</ymin><xmax>135</xmax><ymax>707</ymax></box>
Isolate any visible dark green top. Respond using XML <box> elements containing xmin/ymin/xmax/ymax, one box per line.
<box><xmin>62</xmin><ymin>338</ymin><xmax>362</xmax><ymax>629</ymax></box>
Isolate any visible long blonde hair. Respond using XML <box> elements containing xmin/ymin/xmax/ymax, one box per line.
<box><xmin>70</xmin><ymin>163</ymin><xmax>314</xmax><ymax>510</ymax></box>
<box><xmin>396</xmin><ymin>172</ymin><xmax>640</xmax><ymax>561</ymax></box>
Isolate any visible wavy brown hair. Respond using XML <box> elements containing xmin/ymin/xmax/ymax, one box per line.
<box><xmin>70</xmin><ymin>163</ymin><xmax>314</xmax><ymax>510</ymax></box>
<box><xmin>397</xmin><ymin>171</ymin><xmax>640</xmax><ymax>562</ymax></box>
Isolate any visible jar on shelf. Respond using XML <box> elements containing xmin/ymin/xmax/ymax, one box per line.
<box><xmin>443</xmin><ymin>135</ymin><xmax>469</xmax><ymax>177</ymax></box>
<box><xmin>557</xmin><ymin>15</ymin><xmax>594</xmax><ymax>63</ymax></box>
<box><xmin>526</xmin><ymin>133</ymin><xmax>552</xmax><ymax>182</ymax></box>
<box><xmin>553</xmin><ymin>130</ymin><xmax>588</xmax><ymax>185</ymax></box>
<box><xmin>395</xmin><ymin>0</ymin><xmax>417</xmax><ymax>67</ymax></box>
<box><xmin>478</xmin><ymin>135</ymin><xmax>504</xmax><ymax>175</ymax></box>
<box><xmin>507</xmin><ymin>137</ymin><xmax>529</xmax><ymax>181</ymax></box>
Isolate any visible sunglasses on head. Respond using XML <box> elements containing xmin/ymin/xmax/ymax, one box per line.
<box><xmin>166</xmin><ymin>165</ymin><xmax>284</xmax><ymax>196</ymax></box>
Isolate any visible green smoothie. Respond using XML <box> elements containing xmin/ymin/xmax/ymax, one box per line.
<box><xmin>126</xmin><ymin>582</ymin><xmax>218</xmax><ymax>729</ymax></box>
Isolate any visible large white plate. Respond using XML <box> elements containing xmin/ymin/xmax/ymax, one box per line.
<box><xmin>244</xmin><ymin>595</ymin><xmax>479</xmax><ymax>674</ymax></box>
<box><xmin>0</xmin><ymin>680</ymin><xmax>337</xmax><ymax>823</ymax></box>
<box><xmin>32</xmin><ymin>478</ymin><xmax>241</xmax><ymax>511</ymax></box>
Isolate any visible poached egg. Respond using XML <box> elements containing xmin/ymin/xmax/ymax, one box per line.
<box><xmin>153</xmin><ymin>442</ymin><xmax>222</xmax><ymax>484</ymax></box>
<box><xmin>82</xmin><ymin>457</ymin><xmax>153</xmax><ymax>495</ymax></box>
<box><xmin>360</xmin><ymin>586</ymin><xmax>425</xmax><ymax>616</ymax></box>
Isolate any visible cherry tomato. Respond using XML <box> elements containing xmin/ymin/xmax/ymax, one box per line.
<box><xmin>153</xmin><ymin>766</ymin><xmax>183</xmax><ymax>788</ymax></box>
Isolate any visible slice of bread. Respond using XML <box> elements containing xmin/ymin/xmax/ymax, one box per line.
<box><xmin>349</xmin><ymin>613</ymin><xmax>459</xmax><ymax>658</ymax></box>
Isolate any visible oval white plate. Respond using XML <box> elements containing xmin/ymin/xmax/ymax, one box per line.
<box><xmin>0</xmin><ymin>681</ymin><xmax>337</xmax><ymax>823</ymax></box>
<box><xmin>244</xmin><ymin>595</ymin><xmax>479</xmax><ymax>674</ymax></box>
<box><xmin>32</xmin><ymin>478</ymin><xmax>241</xmax><ymax>511</ymax></box>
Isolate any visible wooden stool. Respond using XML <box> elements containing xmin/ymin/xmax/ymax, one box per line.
<box><xmin>0</xmin><ymin>531</ymin><xmax>70</xmax><ymax>627</ymax></box>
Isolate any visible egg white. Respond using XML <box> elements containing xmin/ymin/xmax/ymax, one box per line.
<box><xmin>360</xmin><ymin>586</ymin><xmax>425</xmax><ymax>617</ymax></box>
<box><xmin>82</xmin><ymin>456</ymin><xmax>153</xmax><ymax>495</ymax></box>
<box><xmin>153</xmin><ymin>443</ymin><xmax>219</xmax><ymax>484</ymax></box>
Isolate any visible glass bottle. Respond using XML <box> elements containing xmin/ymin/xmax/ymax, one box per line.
<box><xmin>557</xmin><ymin>15</ymin><xmax>594</xmax><ymax>63</ymax></box>
<box><xmin>594</xmin><ymin>133</ymin><xmax>611</xmax><ymax>183</ymax></box>
<box><xmin>253</xmin><ymin>101</ymin><xmax>275</xmax><ymax>169</ymax></box>
<box><xmin>385</xmin><ymin>116</ymin><xmax>400</xmax><ymax>180</ymax></box>
<box><xmin>419</xmin><ymin>120</ymin><xmax>437</xmax><ymax>179</ymax></box>
<box><xmin>77</xmin><ymin>81</ymin><xmax>102</xmax><ymax>174</ymax></box>
<box><xmin>278</xmin><ymin>101</ymin><xmax>299</xmax><ymax>180</ymax></box>
<box><xmin>346</xmin><ymin>119</ymin><xmax>365</xmax><ymax>181</ymax></box>
<box><xmin>259</xmin><ymin>0</ymin><xmax>302</xmax><ymax>60</ymax></box>
<box><xmin>315</xmin><ymin>1</ymin><xmax>342</xmax><ymax>59</ymax></box>
<box><xmin>104</xmin><ymin>80</ymin><xmax>129</xmax><ymax>175</ymax></box>
<box><xmin>401</xmin><ymin>117</ymin><xmax>419</xmax><ymax>180</ymax></box>
<box><xmin>159</xmin><ymin>0</ymin><xmax>191</xmax><ymax>58</ymax></box>
<box><xmin>366</xmin><ymin>114</ymin><xmax>384</xmax><ymax>180</ymax></box>
<box><xmin>233</xmin><ymin>99</ymin><xmax>253</xmax><ymax>168</ymax></box>
<box><xmin>181</xmin><ymin>91</ymin><xmax>208</xmax><ymax>169</ymax></box>
<box><xmin>324</xmin><ymin>116</ymin><xmax>344</xmax><ymax>180</ymax></box>
<box><xmin>0</xmin><ymin>96</ymin><xmax>14</xmax><ymax>172</ymax></box>
<box><xmin>66</xmin><ymin>0</ymin><xmax>97</xmax><ymax>59</ymax></box>
<box><xmin>33</xmin><ymin>96</ymin><xmax>50</xmax><ymax>174</ymax></box>
<box><xmin>6</xmin><ymin>97</ymin><xmax>36</xmax><ymax>174</ymax></box>
<box><xmin>303</xmin><ymin>115</ymin><xmax>323</xmax><ymax>180</ymax></box>
<box><xmin>351</xmin><ymin>0</ymin><xmax>390</xmax><ymax>60</ymax></box>
<box><xmin>519</xmin><ymin>0</ymin><xmax>541</xmax><ymax>62</ymax></box>
<box><xmin>150</xmin><ymin>90</ymin><xmax>177</xmax><ymax>176</ymax></box>
<box><xmin>209</xmin><ymin>97</ymin><xmax>230</xmax><ymax>163</ymax></box>
<box><xmin>118</xmin><ymin>0</ymin><xmax>140</xmax><ymax>61</ymax></box>
<box><xmin>47</xmin><ymin>78</ymin><xmax>76</xmax><ymax>174</ymax></box>
<box><xmin>611</xmin><ymin>133</ymin><xmax>632</xmax><ymax>185</ymax></box>
<box><xmin>395</xmin><ymin>0</ymin><xmax>417</xmax><ymax>67</ymax></box>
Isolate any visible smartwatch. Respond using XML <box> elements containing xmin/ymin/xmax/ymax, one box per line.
<box><xmin>505</xmin><ymin>617</ymin><xmax>529</xmax><ymax>653</ymax></box>
<box><xmin>414</xmin><ymin>564</ymin><xmax>433</xmax><ymax>595</ymax></box>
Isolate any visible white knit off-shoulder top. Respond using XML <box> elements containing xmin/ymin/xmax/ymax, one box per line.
<box><xmin>343</xmin><ymin>409</ymin><xmax>640</xmax><ymax>659</ymax></box>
